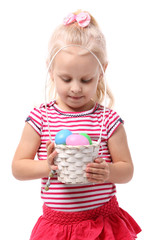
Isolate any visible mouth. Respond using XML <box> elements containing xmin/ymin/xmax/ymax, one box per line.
<box><xmin>68</xmin><ymin>96</ymin><xmax>83</xmax><ymax>100</ymax></box>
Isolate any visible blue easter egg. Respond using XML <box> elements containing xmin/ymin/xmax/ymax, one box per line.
<box><xmin>55</xmin><ymin>129</ymin><xmax>72</xmax><ymax>145</ymax></box>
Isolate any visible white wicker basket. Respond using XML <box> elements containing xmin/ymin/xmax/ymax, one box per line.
<box><xmin>54</xmin><ymin>142</ymin><xmax>99</xmax><ymax>184</ymax></box>
<box><xmin>45</xmin><ymin>45</ymin><xmax>107</xmax><ymax>185</ymax></box>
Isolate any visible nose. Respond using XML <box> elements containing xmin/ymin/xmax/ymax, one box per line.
<box><xmin>70</xmin><ymin>80</ymin><xmax>82</xmax><ymax>94</ymax></box>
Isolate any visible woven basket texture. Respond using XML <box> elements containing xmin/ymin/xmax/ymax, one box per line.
<box><xmin>55</xmin><ymin>142</ymin><xmax>99</xmax><ymax>184</ymax></box>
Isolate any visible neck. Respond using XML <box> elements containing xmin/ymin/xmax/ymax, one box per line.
<box><xmin>55</xmin><ymin>98</ymin><xmax>95</xmax><ymax>112</ymax></box>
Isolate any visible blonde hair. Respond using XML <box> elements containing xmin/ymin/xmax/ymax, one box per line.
<box><xmin>46</xmin><ymin>10</ymin><xmax>114</xmax><ymax>108</ymax></box>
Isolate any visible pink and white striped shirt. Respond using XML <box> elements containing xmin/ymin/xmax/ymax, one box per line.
<box><xmin>26</xmin><ymin>100</ymin><xmax>123</xmax><ymax>212</ymax></box>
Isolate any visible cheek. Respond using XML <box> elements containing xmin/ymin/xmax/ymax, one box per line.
<box><xmin>86</xmin><ymin>82</ymin><xmax>98</xmax><ymax>96</ymax></box>
<box><xmin>55</xmin><ymin>80</ymin><xmax>67</xmax><ymax>95</ymax></box>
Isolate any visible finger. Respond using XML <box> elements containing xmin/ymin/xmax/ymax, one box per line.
<box><xmin>48</xmin><ymin>151</ymin><xmax>58</xmax><ymax>171</ymax></box>
<box><xmin>46</xmin><ymin>140</ymin><xmax>54</xmax><ymax>151</ymax></box>
<box><xmin>86</xmin><ymin>165</ymin><xmax>101</xmax><ymax>173</ymax></box>
<box><xmin>86</xmin><ymin>162</ymin><xmax>107</xmax><ymax>171</ymax></box>
<box><xmin>46</xmin><ymin>142</ymin><xmax>55</xmax><ymax>156</ymax></box>
<box><xmin>46</xmin><ymin>140</ymin><xmax>51</xmax><ymax>148</ymax></box>
<box><xmin>86</xmin><ymin>162</ymin><xmax>109</xmax><ymax>179</ymax></box>
<box><xmin>86</xmin><ymin>173</ymin><xmax>106</xmax><ymax>183</ymax></box>
<box><xmin>50</xmin><ymin>164</ymin><xmax>58</xmax><ymax>171</ymax></box>
<box><xmin>87</xmin><ymin>158</ymin><xmax>104</xmax><ymax>167</ymax></box>
<box><xmin>87</xmin><ymin>172</ymin><xmax>105</xmax><ymax>179</ymax></box>
<box><xmin>46</xmin><ymin>140</ymin><xmax>55</xmax><ymax>149</ymax></box>
<box><xmin>87</xmin><ymin>168</ymin><xmax>109</xmax><ymax>182</ymax></box>
<box><xmin>94</xmin><ymin>158</ymin><xmax>109</xmax><ymax>166</ymax></box>
<box><xmin>48</xmin><ymin>149</ymin><xmax>57</xmax><ymax>165</ymax></box>
<box><xmin>94</xmin><ymin>158</ymin><xmax>104</xmax><ymax>163</ymax></box>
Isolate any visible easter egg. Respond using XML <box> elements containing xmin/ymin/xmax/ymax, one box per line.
<box><xmin>79</xmin><ymin>133</ymin><xmax>92</xmax><ymax>145</ymax></box>
<box><xmin>55</xmin><ymin>129</ymin><xmax>72</xmax><ymax>145</ymax></box>
<box><xmin>66</xmin><ymin>134</ymin><xmax>90</xmax><ymax>146</ymax></box>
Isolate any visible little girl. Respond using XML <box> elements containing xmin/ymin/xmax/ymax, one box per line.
<box><xmin>12</xmin><ymin>10</ymin><xmax>141</xmax><ymax>240</ymax></box>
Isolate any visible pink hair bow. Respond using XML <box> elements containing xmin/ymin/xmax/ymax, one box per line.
<box><xmin>63</xmin><ymin>12</ymin><xmax>91</xmax><ymax>28</ymax></box>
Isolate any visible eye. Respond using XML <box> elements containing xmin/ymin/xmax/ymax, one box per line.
<box><xmin>81</xmin><ymin>78</ymin><xmax>92</xmax><ymax>83</ymax></box>
<box><xmin>59</xmin><ymin>75</ymin><xmax>72</xmax><ymax>82</ymax></box>
<box><xmin>62</xmin><ymin>78</ymin><xmax>71</xmax><ymax>82</ymax></box>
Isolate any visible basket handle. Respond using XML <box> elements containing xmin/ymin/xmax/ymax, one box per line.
<box><xmin>45</xmin><ymin>44</ymin><xmax>107</xmax><ymax>144</ymax></box>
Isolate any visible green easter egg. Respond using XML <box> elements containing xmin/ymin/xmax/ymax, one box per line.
<box><xmin>79</xmin><ymin>133</ymin><xmax>92</xmax><ymax>145</ymax></box>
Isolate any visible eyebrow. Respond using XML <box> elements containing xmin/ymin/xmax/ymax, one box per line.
<box><xmin>57</xmin><ymin>72</ymin><xmax>97</xmax><ymax>79</ymax></box>
<box><xmin>57</xmin><ymin>73</ymin><xmax>71</xmax><ymax>78</ymax></box>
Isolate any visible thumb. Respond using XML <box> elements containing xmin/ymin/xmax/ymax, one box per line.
<box><xmin>94</xmin><ymin>158</ymin><xmax>104</xmax><ymax>163</ymax></box>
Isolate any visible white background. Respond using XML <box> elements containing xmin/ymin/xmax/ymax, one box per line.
<box><xmin>0</xmin><ymin>0</ymin><xmax>154</xmax><ymax>239</ymax></box>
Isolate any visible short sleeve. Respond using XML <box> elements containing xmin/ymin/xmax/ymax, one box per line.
<box><xmin>25</xmin><ymin>107</ymin><xmax>43</xmax><ymax>136</ymax></box>
<box><xmin>105</xmin><ymin>109</ymin><xmax>124</xmax><ymax>139</ymax></box>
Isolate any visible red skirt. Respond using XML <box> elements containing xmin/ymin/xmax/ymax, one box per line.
<box><xmin>30</xmin><ymin>196</ymin><xmax>141</xmax><ymax>240</ymax></box>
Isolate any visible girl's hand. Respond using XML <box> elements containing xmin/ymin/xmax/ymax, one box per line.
<box><xmin>46</xmin><ymin>141</ymin><xmax>58</xmax><ymax>171</ymax></box>
<box><xmin>86</xmin><ymin>158</ymin><xmax>110</xmax><ymax>183</ymax></box>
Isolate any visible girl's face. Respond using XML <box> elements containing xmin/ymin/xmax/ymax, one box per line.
<box><xmin>52</xmin><ymin>47</ymin><xmax>101</xmax><ymax>112</ymax></box>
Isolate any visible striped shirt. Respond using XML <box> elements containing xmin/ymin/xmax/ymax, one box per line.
<box><xmin>26</xmin><ymin>100</ymin><xmax>123</xmax><ymax>212</ymax></box>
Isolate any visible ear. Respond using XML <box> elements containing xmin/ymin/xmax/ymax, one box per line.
<box><xmin>46</xmin><ymin>58</ymin><xmax>55</xmax><ymax>81</ymax></box>
<box><xmin>98</xmin><ymin>62</ymin><xmax>108</xmax><ymax>81</ymax></box>
<box><xmin>47</xmin><ymin>68</ymin><xmax>54</xmax><ymax>82</ymax></box>
<box><xmin>103</xmin><ymin>62</ymin><xmax>108</xmax><ymax>73</ymax></box>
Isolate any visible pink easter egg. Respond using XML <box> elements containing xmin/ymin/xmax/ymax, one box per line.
<box><xmin>66</xmin><ymin>134</ymin><xmax>90</xmax><ymax>146</ymax></box>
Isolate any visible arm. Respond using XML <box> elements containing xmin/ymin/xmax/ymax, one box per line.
<box><xmin>86</xmin><ymin>124</ymin><xmax>134</xmax><ymax>184</ymax></box>
<box><xmin>12</xmin><ymin>123</ymin><xmax>57</xmax><ymax>180</ymax></box>
<box><xmin>107</xmin><ymin>124</ymin><xmax>134</xmax><ymax>183</ymax></box>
